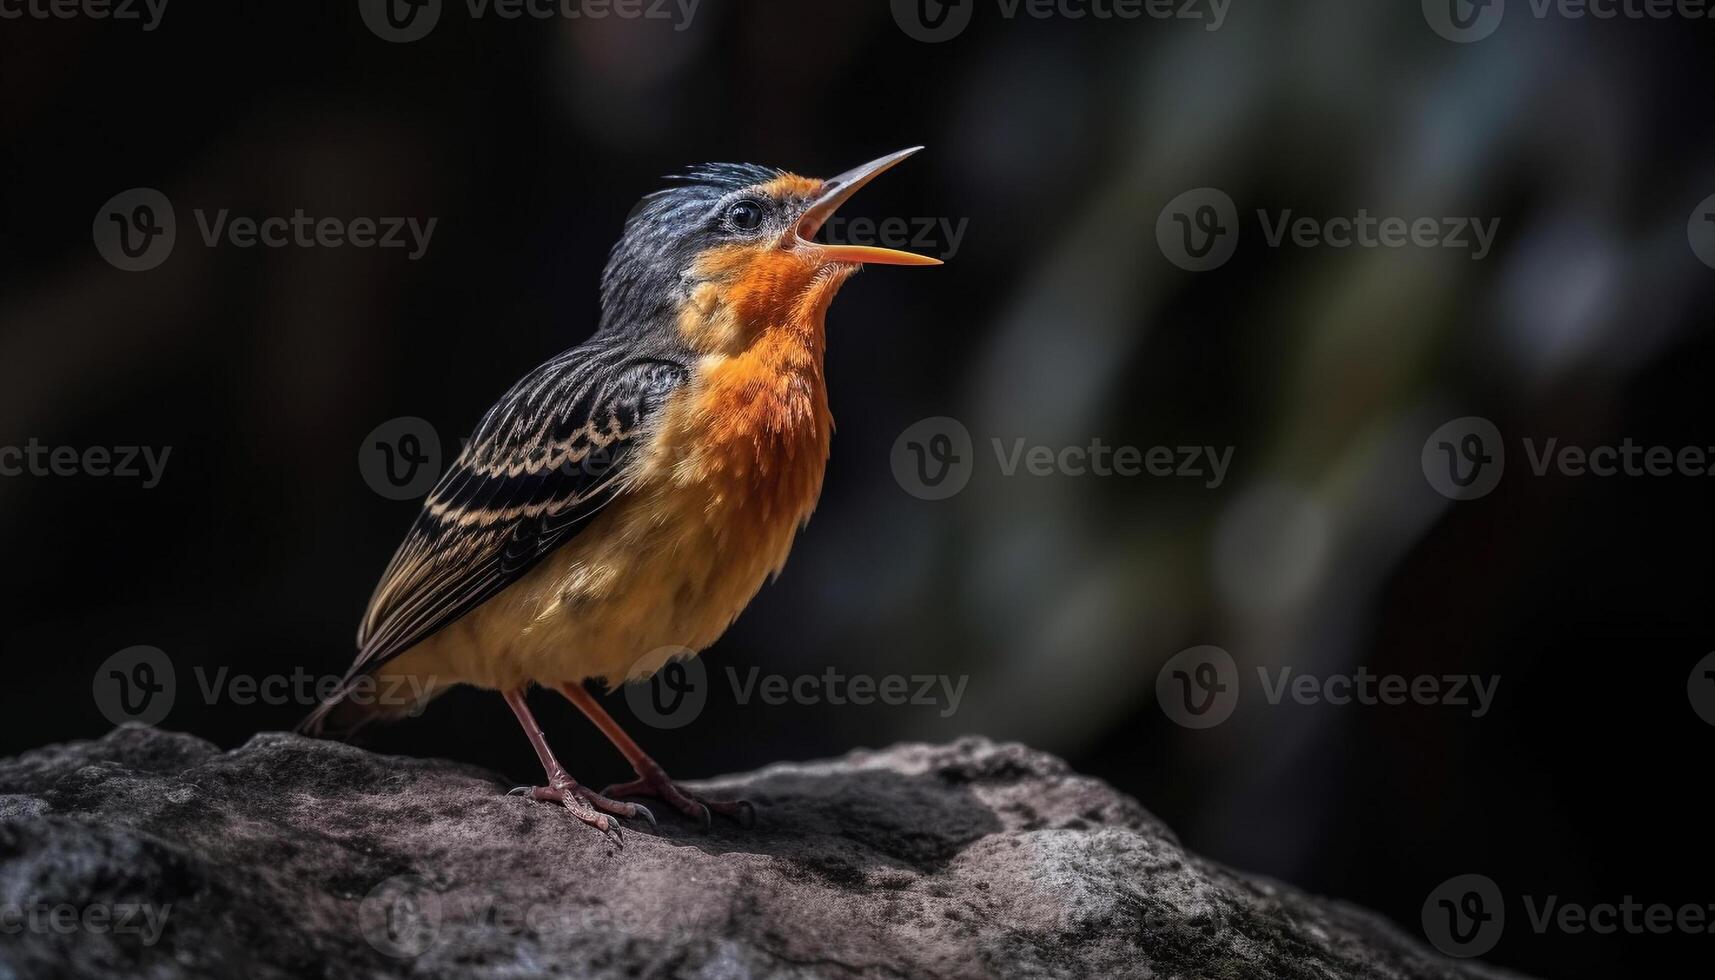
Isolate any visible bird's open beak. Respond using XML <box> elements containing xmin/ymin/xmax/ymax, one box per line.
<box><xmin>793</xmin><ymin>147</ymin><xmax>944</xmax><ymax>267</ymax></box>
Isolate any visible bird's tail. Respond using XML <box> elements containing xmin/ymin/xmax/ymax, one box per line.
<box><xmin>295</xmin><ymin>691</ymin><xmax>370</xmax><ymax>739</ymax></box>
<box><xmin>296</xmin><ymin>671</ymin><xmax>443</xmax><ymax>738</ymax></box>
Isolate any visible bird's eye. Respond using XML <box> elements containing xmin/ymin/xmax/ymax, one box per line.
<box><xmin>726</xmin><ymin>199</ymin><xmax>765</xmax><ymax>232</ymax></box>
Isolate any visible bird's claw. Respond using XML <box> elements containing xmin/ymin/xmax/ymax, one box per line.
<box><xmin>728</xmin><ymin>798</ymin><xmax>757</xmax><ymax>828</ymax></box>
<box><xmin>602</xmin><ymin>771</ymin><xmax>754</xmax><ymax>832</ymax></box>
<box><xmin>509</xmin><ymin>782</ymin><xmax>652</xmax><ymax>843</ymax></box>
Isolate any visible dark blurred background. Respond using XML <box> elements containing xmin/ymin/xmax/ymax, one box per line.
<box><xmin>3</xmin><ymin>1</ymin><xmax>1712</xmax><ymax>976</ymax></box>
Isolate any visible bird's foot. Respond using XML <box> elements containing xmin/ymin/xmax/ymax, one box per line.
<box><xmin>509</xmin><ymin>776</ymin><xmax>655</xmax><ymax>846</ymax></box>
<box><xmin>602</xmin><ymin>764</ymin><xmax>754</xmax><ymax>830</ymax></box>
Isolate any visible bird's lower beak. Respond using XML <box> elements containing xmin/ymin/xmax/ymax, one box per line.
<box><xmin>793</xmin><ymin>147</ymin><xmax>944</xmax><ymax>267</ymax></box>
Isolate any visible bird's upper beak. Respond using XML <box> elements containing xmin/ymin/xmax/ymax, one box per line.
<box><xmin>792</xmin><ymin>147</ymin><xmax>944</xmax><ymax>267</ymax></box>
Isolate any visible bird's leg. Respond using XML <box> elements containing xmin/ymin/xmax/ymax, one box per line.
<box><xmin>558</xmin><ymin>681</ymin><xmax>755</xmax><ymax>829</ymax></box>
<box><xmin>501</xmin><ymin>688</ymin><xmax>654</xmax><ymax>843</ymax></box>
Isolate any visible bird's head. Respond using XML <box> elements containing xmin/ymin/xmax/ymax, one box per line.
<box><xmin>600</xmin><ymin>147</ymin><xmax>940</xmax><ymax>356</ymax></box>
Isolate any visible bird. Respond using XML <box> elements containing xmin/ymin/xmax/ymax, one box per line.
<box><xmin>301</xmin><ymin>148</ymin><xmax>941</xmax><ymax>842</ymax></box>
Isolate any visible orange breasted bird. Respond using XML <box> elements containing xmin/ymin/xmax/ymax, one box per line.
<box><xmin>302</xmin><ymin>148</ymin><xmax>940</xmax><ymax>840</ymax></box>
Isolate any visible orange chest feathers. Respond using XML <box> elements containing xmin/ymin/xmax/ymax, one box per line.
<box><xmin>641</xmin><ymin>323</ymin><xmax>835</xmax><ymax>579</ymax></box>
<box><xmin>649</xmin><ymin>246</ymin><xmax>853</xmax><ymax>551</ymax></box>
<box><xmin>689</xmin><ymin>331</ymin><xmax>833</xmax><ymax>522</ymax></box>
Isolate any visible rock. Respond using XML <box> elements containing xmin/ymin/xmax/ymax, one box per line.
<box><xmin>0</xmin><ymin>725</ymin><xmax>1525</xmax><ymax>980</ymax></box>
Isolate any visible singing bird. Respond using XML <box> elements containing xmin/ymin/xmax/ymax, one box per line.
<box><xmin>302</xmin><ymin>148</ymin><xmax>940</xmax><ymax>840</ymax></box>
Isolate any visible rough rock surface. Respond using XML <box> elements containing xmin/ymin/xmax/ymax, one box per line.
<box><xmin>0</xmin><ymin>725</ymin><xmax>1525</xmax><ymax>979</ymax></box>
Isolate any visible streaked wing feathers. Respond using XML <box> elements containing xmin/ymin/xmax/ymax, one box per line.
<box><xmin>348</xmin><ymin>347</ymin><xmax>687</xmax><ymax>682</ymax></box>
